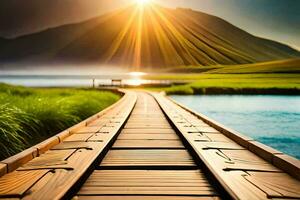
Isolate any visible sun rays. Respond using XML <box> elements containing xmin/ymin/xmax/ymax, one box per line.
<box><xmin>136</xmin><ymin>0</ymin><xmax>151</xmax><ymax>6</ymax></box>
<box><xmin>103</xmin><ymin>2</ymin><xmax>219</xmax><ymax>70</ymax></box>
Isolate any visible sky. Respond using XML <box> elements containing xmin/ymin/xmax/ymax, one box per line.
<box><xmin>0</xmin><ymin>0</ymin><xmax>299</xmax><ymax>50</ymax></box>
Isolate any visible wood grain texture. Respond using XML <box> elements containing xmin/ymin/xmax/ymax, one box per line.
<box><xmin>63</xmin><ymin>133</ymin><xmax>95</xmax><ymax>142</ymax></box>
<box><xmin>120</xmin><ymin>128</ymin><xmax>176</xmax><ymax>134</ymax></box>
<box><xmin>244</xmin><ymin>172</ymin><xmax>300</xmax><ymax>198</ymax></box>
<box><xmin>0</xmin><ymin>163</ymin><xmax>7</xmax><ymax>177</ymax></box>
<box><xmin>78</xmin><ymin>170</ymin><xmax>218</xmax><ymax>196</ymax></box>
<box><xmin>17</xmin><ymin>149</ymin><xmax>75</xmax><ymax>171</ymax></box>
<box><xmin>100</xmin><ymin>150</ymin><xmax>196</xmax><ymax>167</ymax></box>
<box><xmin>34</xmin><ymin>136</ymin><xmax>60</xmax><ymax>155</ymax></box>
<box><xmin>1</xmin><ymin>148</ymin><xmax>38</xmax><ymax>172</ymax></box>
<box><xmin>73</xmin><ymin>126</ymin><xmax>102</xmax><ymax>134</ymax></box>
<box><xmin>51</xmin><ymin>142</ymin><xmax>94</xmax><ymax>150</ymax></box>
<box><xmin>112</xmin><ymin>139</ymin><xmax>185</xmax><ymax>149</ymax></box>
<box><xmin>76</xmin><ymin>196</ymin><xmax>221</xmax><ymax>200</ymax></box>
<box><xmin>0</xmin><ymin>170</ymin><xmax>48</xmax><ymax>197</ymax></box>
<box><xmin>21</xmin><ymin>143</ymin><xmax>119</xmax><ymax>199</ymax></box>
<box><xmin>273</xmin><ymin>154</ymin><xmax>300</xmax><ymax>180</ymax></box>
<box><xmin>117</xmin><ymin>133</ymin><xmax>179</xmax><ymax>140</ymax></box>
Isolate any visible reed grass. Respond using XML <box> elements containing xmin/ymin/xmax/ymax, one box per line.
<box><xmin>0</xmin><ymin>83</ymin><xmax>120</xmax><ymax>159</ymax></box>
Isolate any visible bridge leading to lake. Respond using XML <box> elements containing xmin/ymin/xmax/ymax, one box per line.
<box><xmin>0</xmin><ymin>91</ymin><xmax>299</xmax><ymax>200</ymax></box>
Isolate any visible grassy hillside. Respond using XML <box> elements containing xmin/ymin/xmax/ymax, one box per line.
<box><xmin>159</xmin><ymin>58</ymin><xmax>300</xmax><ymax>74</ymax></box>
<box><xmin>0</xmin><ymin>84</ymin><xmax>120</xmax><ymax>160</ymax></box>
<box><xmin>145</xmin><ymin>73</ymin><xmax>300</xmax><ymax>95</ymax></box>
<box><xmin>207</xmin><ymin>58</ymin><xmax>300</xmax><ymax>74</ymax></box>
<box><xmin>0</xmin><ymin>5</ymin><xmax>299</xmax><ymax>68</ymax></box>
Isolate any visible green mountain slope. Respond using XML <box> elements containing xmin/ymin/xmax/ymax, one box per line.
<box><xmin>206</xmin><ymin>58</ymin><xmax>300</xmax><ymax>74</ymax></box>
<box><xmin>0</xmin><ymin>5</ymin><xmax>299</xmax><ymax>69</ymax></box>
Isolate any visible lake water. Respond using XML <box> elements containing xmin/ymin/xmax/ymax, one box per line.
<box><xmin>171</xmin><ymin>95</ymin><xmax>300</xmax><ymax>159</ymax></box>
<box><xmin>0</xmin><ymin>75</ymin><xmax>173</xmax><ymax>87</ymax></box>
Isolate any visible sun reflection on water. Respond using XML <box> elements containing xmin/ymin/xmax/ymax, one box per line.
<box><xmin>127</xmin><ymin>71</ymin><xmax>147</xmax><ymax>86</ymax></box>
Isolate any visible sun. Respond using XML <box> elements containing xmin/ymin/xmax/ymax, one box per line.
<box><xmin>136</xmin><ymin>0</ymin><xmax>151</xmax><ymax>5</ymax></box>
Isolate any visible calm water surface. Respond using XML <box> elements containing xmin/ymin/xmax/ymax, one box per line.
<box><xmin>171</xmin><ymin>95</ymin><xmax>300</xmax><ymax>159</ymax></box>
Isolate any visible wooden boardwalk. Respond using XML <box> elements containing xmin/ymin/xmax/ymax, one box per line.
<box><xmin>0</xmin><ymin>91</ymin><xmax>299</xmax><ymax>200</ymax></box>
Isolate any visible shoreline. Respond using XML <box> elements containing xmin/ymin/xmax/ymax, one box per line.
<box><xmin>165</xmin><ymin>87</ymin><xmax>300</xmax><ymax>95</ymax></box>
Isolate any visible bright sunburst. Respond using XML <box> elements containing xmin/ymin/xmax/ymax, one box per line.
<box><xmin>136</xmin><ymin>0</ymin><xmax>151</xmax><ymax>5</ymax></box>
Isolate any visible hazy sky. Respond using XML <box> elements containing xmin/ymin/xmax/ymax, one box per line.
<box><xmin>0</xmin><ymin>0</ymin><xmax>299</xmax><ymax>49</ymax></box>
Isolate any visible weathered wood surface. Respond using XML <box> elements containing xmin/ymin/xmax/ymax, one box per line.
<box><xmin>78</xmin><ymin>170</ymin><xmax>217</xmax><ymax>196</ymax></box>
<box><xmin>76</xmin><ymin>92</ymin><xmax>220</xmax><ymax>199</ymax></box>
<box><xmin>0</xmin><ymin>90</ymin><xmax>299</xmax><ymax>200</ymax></box>
<box><xmin>152</xmin><ymin>92</ymin><xmax>300</xmax><ymax>200</ymax></box>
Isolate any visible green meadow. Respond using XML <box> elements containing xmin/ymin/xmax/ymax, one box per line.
<box><xmin>145</xmin><ymin>73</ymin><xmax>300</xmax><ymax>95</ymax></box>
<box><xmin>0</xmin><ymin>83</ymin><xmax>120</xmax><ymax>160</ymax></box>
<box><xmin>145</xmin><ymin>59</ymin><xmax>300</xmax><ymax>95</ymax></box>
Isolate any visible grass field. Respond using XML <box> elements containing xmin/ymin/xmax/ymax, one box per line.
<box><xmin>144</xmin><ymin>73</ymin><xmax>300</xmax><ymax>95</ymax></box>
<box><xmin>0</xmin><ymin>83</ymin><xmax>120</xmax><ymax>160</ymax></box>
<box><xmin>207</xmin><ymin>58</ymin><xmax>300</xmax><ymax>74</ymax></box>
<box><xmin>158</xmin><ymin>58</ymin><xmax>300</xmax><ymax>74</ymax></box>
<box><xmin>143</xmin><ymin>59</ymin><xmax>300</xmax><ymax>94</ymax></box>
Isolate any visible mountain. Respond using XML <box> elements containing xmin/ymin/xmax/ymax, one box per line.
<box><xmin>0</xmin><ymin>4</ymin><xmax>299</xmax><ymax>70</ymax></box>
<box><xmin>207</xmin><ymin>58</ymin><xmax>300</xmax><ymax>74</ymax></box>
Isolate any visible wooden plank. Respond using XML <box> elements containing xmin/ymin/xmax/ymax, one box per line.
<box><xmin>1</xmin><ymin>148</ymin><xmax>38</xmax><ymax>173</ymax></box>
<box><xmin>126</xmin><ymin>118</ymin><xmax>168</xmax><ymax>122</ymax></box>
<box><xmin>0</xmin><ymin>170</ymin><xmax>49</xmax><ymax>197</ymax></box>
<box><xmin>78</xmin><ymin>187</ymin><xmax>216</xmax><ymax>195</ymax></box>
<box><xmin>0</xmin><ymin>163</ymin><xmax>7</xmax><ymax>177</ymax></box>
<box><xmin>17</xmin><ymin>150</ymin><xmax>75</xmax><ymax>171</ymax></box>
<box><xmin>151</xmin><ymin>93</ymin><xmax>280</xmax><ymax>199</ymax></box>
<box><xmin>51</xmin><ymin>142</ymin><xmax>94</xmax><ymax>150</ymax></box>
<box><xmin>63</xmin><ymin>133</ymin><xmax>94</xmax><ymax>142</ymax></box>
<box><xmin>112</xmin><ymin>140</ymin><xmax>185</xmax><ymax>149</ymax></box>
<box><xmin>220</xmin><ymin>150</ymin><xmax>282</xmax><ymax>172</ymax></box>
<box><xmin>195</xmin><ymin>142</ymin><xmax>245</xmax><ymax>150</ymax></box>
<box><xmin>117</xmin><ymin>133</ymin><xmax>180</xmax><ymax>140</ymax></box>
<box><xmin>204</xmin><ymin>134</ymin><xmax>235</xmax><ymax>142</ymax></box>
<box><xmin>248</xmin><ymin>141</ymin><xmax>282</xmax><ymax>163</ymax></box>
<box><xmin>190</xmin><ymin>133</ymin><xmax>237</xmax><ymax>143</ymax></box>
<box><xmin>76</xmin><ymin>196</ymin><xmax>221</xmax><ymax>200</ymax></box>
<box><xmin>34</xmin><ymin>136</ymin><xmax>60</xmax><ymax>155</ymax></box>
<box><xmin>56</xmin><ymin>130</ymin><xmax>71</xmax><ymax>142</ymax></box>
<box><xmin>87</xmin><ymin>119</ymin><xmax>109</xmax><ymax>127</ymax></box>
<box><xmin>78</xmin><ymin>170</ymin><xmax>218</xmax><ymax>196</ymax></box>
<box><xmin>130</xmin><ymin>114</ymin><xmax>165</xmax><ymax>118</ymax></box>
<box><xmin>124</xmin><ymin>124</ymin><xmax>172</xmax><ymax>129</ymax></box>
<box><xmin>98</xmin><ymin>127</ymin><xmax>121</xmax><ymax>134</ymax></box>
<box><xmin>184</xmin><ymin>127</ymin><xmax>219</xmax><ymax>134</ymax></box>
<box><xmin>21</xmin><ymin>143</ymin><xmax>106</xmax><ymax>200</ymax></box>
<box><xmin>273</xmin><ymin>154</ymin><xmax>300</xmax><ymax>180</ymax></box>
<box><xmin>73</xmin><ymin>127</ymin><xmax>102</xmax><ymax>134</ymax></box>
<box><xmin>100</xmin><ymin>150</ymin><xmax>196</xmax><ymax>167</ymax></box>
<box><xmin>121</xmin><ymin>129</ymin><xmax>176</xmax><ymax>134</ymax></box>
<box><xmin>87</xmin><ymin>133</ymin><xmax>114</xmax><ymax>142</ymax></box>
<box><xmin>244</xmin><ymin>172</ymin><xmax>300</xmax><ymax>198</ymax></box>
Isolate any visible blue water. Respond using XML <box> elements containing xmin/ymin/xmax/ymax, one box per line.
<box><xmin>171</xmin><ymin>95</ymin><xmax>300</xmax><ymax>159</ymax></box>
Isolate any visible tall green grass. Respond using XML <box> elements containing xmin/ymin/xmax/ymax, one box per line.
<box><xmin>0</xmin><ymin>83</ymin><xmax>120</xmax><ymax>160</ymax></box>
